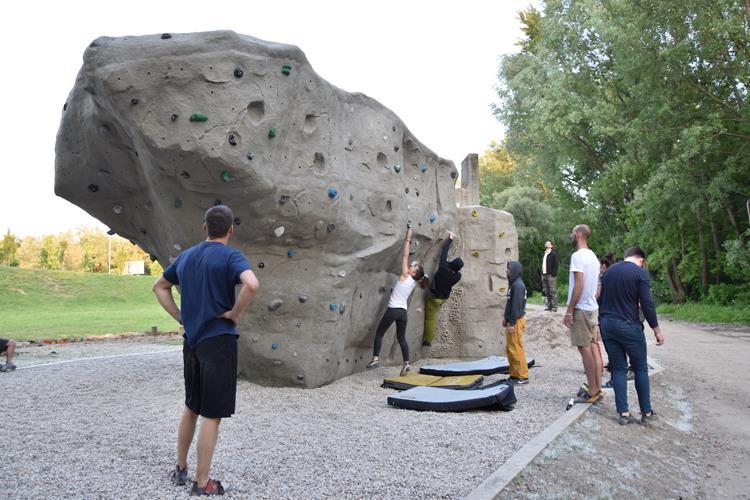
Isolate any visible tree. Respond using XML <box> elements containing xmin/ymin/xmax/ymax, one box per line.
<box><xmin>0</xmin><ymin>229</ymin><xmax>20</xmax><ymax>266</ymax></box>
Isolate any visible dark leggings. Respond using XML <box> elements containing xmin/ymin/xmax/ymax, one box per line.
<box><xmin>373</xmin><ymin>307</ymin><xmax>409</xmax><ymax>361</ymax></box>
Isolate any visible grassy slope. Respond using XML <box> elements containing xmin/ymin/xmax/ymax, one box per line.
<box><xmin>0</xmin><ymin>266</ymin><xmax>179</xmax><ymax>341</ymax></box>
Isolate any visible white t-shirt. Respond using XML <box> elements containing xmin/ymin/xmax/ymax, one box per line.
<box><xmin>567</xmin><ymin>248</ymin><xmax>599</xmax><ymax>311</ymax></box>
<box><xmin>388</xmin><ymin>277</ymin><xmax>417</xmax><ymax>309</ymax></box>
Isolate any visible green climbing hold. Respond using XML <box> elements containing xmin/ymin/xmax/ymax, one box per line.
<box><xmin>173</xmin><ymin>197</ymin><xmax>182</xmax><ymax>208</ymax></box>
<box><xmin>269</xmin><ymin>128</ymin><xmax>277</xmax><ymax>138</ymax></box>
<box><xmin>394</xmin><ymin>164</ymin><xmax>401</xmax><ymax>173</ymax></box>
<box><xmin>189</xmin><ymin>113</ymin><xmax>208</xmax><ymax>122</ymax></box>
<box><xmin>282</xmin><ymin>65</ymin><xmax>292</xmax><ymax>75</ymax></box>
<box><xmin>221</xmin><ymin>170</ymin><xmax>233</xmax><ymax>182</ymax></box>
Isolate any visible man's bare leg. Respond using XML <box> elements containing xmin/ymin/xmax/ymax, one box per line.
<box><xmin>195</xmin><ymin>417</ymin><xmax>221</xmax><ymax>487</ymax></box>
<box><xmin>577</xmin><ymin>345</ymin><xmax>601</xmax><ymax>395</ymax></box>
<box><xmin>6</xmin><ymin>340</ymin><xmax>15</xmax><ymax>364</ymax></box>
<box><xmin>177</xmin><ymin>406</ymin><xmax>198</xmax><ymax>469</ymax></box>
<box><xmin>591</xmin><ymin>343</ymin><xmax>602</xmax><ymax>393</ymax></box>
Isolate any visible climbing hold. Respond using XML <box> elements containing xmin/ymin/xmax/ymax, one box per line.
<box><xmin>220</xmin><ymin>170</ymin><xmax>233</xmax><ymax>182</ymax></box>
<box><xmin>287</xmin><ymin>249</ymin><xmax>296</xmax><ymax>258</ymax></box>
<box><xmin>498</xmin><ymin>231</ymin><xmax>505</xmax><ymax>238</ymax></box>
<box><xmin>228</xmin><ymin>135</ymin><xmax>238</xmax><ymax>146</ymax></box>
<box><xmin>214</xmin><ymin>199</ymin><xmax>223</xmax><ymax>206</ymax></box>
<box><xmin>106</xmin><ymin>229</ymin><xmax>116</xmax><ymax>236</ymax></box>
<box><xmin>498</xmin><ymin>287</ymin><xmax>507</xmax><ymax>293</ymax></box>
<box><xmin>472</xmin><ymin>250</ymin><xmax>480</xmax><ymax>257</ymax></box>
<box><xmin>451</xmin><ymin>170</ymin><xmax>458</xmax><ymax>179</ymax></box>
<box><xmin>247</xmin><ymin>151</ymin><xmax>255</xmax><ymax>161</ymax></box>
<box><xmin>279</xmin><ymin>195</ymin><xmax>290</xmax><ymax>205</ymax></box>
<box><xmin>298</xmin><ymin>294</ymin><xmax>308</xmax><ymax>303</ymax></box>
<box><xmin>326</xmin><ymin>223</ymin><xmax>336</xmax><ymax>232</ymax></box>
<box><xmin>327</xmin><ymin>187</ymin><xmax>338</xmax><ymax>199</ymax></box>
<box><xmin>394</xmin><ymin>145</ymin><xmax>400</xmax><ymax>152</ymax></box>
<box><xmin>180</xmin><ymin>171</ymin><xmax>190</xmax><ymax>179</ymax></box>
<box><xmin>63</xmin><ymin>102</ymin><xmax>68</xmax><ymax>111</ymax></box>
<box><xmin>415</xmin><ymin>188</ymin><xmax>420</xmax><ymax>197</ymax></box>
<box><xmin>88</xmin><ymin>184</ymin><xmax>99</xmax><ymax>193</ymax></box>
<box><xmin>234</xmin><ymin>217</ymin><xmax>241</xmax><ymax>225</ymax></box>
<box><xmin>189</xmin><ymin>113</ymin><xmax>208</xmax><ymax>122</ymax></box>
<box><xmin>329</xmin><ymin>304</ymin><xmax>338</xmax><ymax>311</ymax></box>
<box><xmin>281</xmin><ymin>64</ymin><xmax>292</xmax><ymax>75</ymax></box>
<box><xmin>268</xmin><ymin>128</ymin><xmax>277</xmax><ymax>138</ymax></box>
<box><xmin>296</xmin><ymin>374</ymin><xmax>304</xmax><ymax>380</ymax></box>
<box><xmin>338</xmin><ymin>270</ymin><xmax>346</xmax><ymax>277</ymax></box>
<box><xmin>273</xmin><ymin>361</ymin><xmax>282</xmax><ymax>366</ymax></box>
<box><xmin>89</xmin><ymin>41</ymin><xmax>100</xmax><ymax>48</ymax></box>
<box><xmin>471</xmin><ymin>209</ymin><xmax>480</xmax><ymax>217</ymax></box>
<box><xmin>112</xmin><ymin>204</ymin><xmax>123</xmax><ymax>214</ymax></box>
<box><xmin>173</xmin><ymin>197</ymin><xmax>182</xmax><ymax>208</ymax></box>
<box><xmin>258</xmin><ymin>262</ymin><xmax>265</xmax><ymax>268</ymax></box>
<box><xmin>394</xmin><ymin>164</ymin><xmax>401</xmax><ymax>173</ymax></box>
<box><xmin>274</xmin><ymin>226</ymin><xmax>285</xmax><ymax>238</ymax></box>
<box><xmin>233</xmin><ymin>67</ymin><xmax>244</xmax><ymax>78</ymax></box>
<box><xmin>252</xmin><ymin>337</ymin><xmax>259</xmax><ymax>343</ymax></box>
<box><xmin>131</xmin><ymin>98</ymin><xmax>139</xmax><ymax>105</ymax></box>
<box><xmin>420</xmin><ymin>164</ymin><xmax>428</xmax><ymax>173</ymax></box>
<box><xmin>173</xmin><ymin>244</ymin><xmax>182</xmax><ymax>251</ymax></box>
<box><xmin>405</xmin><ymin>187</ymin><xmax>409</xmax><ymax>194</ymax></box>
<box><xmin>171</xmin><ymin>113</ymin><xmax>178</xmax><ymax>121</ymax></box>
<box><xmin>429</xmin><ymin>214</ymin><xmax>438</xmax><ymax>223</ymax></box>
<box><xmin>149</xmin><ymin>254</ymin><xmax>157</xmax><ymax>262</ymax></box>
<box><xmin>160</xmin><ymin>33</ymin><xmax>172</xmax><ymax>39</ymax></box>
<box><xmin>339</xmin><ymin>304</ymin><xmax>346</xmax><ymax>314</ymax></box>
<box><xmin>268</xmin><ymin>299</ymin><xmax>283</xmax><ymax>312</ymax></box>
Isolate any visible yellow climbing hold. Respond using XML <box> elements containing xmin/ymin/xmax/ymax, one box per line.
<box><xmin>497</xmin><ymin>231</ymin><xmax>505</xmax><ymax>238</ymax></box>
<box><xmin>471</xmin><ymin>250</ymin><xmax>480</xmax><ymax>257</ymax></box>
<box><xmin>471</xmin><ymin>209</ymin><xmax>480</xmax><ymax>217</ymax></box>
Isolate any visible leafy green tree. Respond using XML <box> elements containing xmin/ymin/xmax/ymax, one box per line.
<box><xmin>0</xmin><ymin>229</ymin><xmax>20</xmax><ymax>266</ymax></box>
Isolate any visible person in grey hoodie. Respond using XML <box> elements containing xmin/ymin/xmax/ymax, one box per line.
<box><xmin>503</xmin><ymin>261</ymin><xmax>529</xmax><ymax>384</ymax></box>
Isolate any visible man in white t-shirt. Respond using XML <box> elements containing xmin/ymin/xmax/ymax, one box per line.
<box><xmin>564</xmin><ymin>224</ymin><xmax>602</xmax><ymax>403</ymax></box>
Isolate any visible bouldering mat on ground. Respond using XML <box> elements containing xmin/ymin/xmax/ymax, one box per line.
<box><xmin>382</xmin><ymin>372</ymin><xmax>484</xmax><ymax>391</ymax></box>
<box><xmin>387</xmin><ymin>383</ymin><xmax>517</xmax><ymax>412</ymax></box>
<box><xmin>418</xmin><ymin>356</ymin><xmax>536</xmax><ymax>376</ymax></box>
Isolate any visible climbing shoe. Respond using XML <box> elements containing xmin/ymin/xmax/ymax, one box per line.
<box><xmin>508</xmin><ymin>377</ymin><xmax>529</xmax><ymax>385</ymax></box>
<box><xmin>640</xmin><ymin>411</ymin><xmax>658</xmax><ymax>425</ymax></box>
<box><xmin>190</xmin><ymin>479</ymin><xmax>225</xmax><ymax>496</ymax></box>
<box><xmin>574</xmin><ymin>390</ymin><xmax>602</xmax><ymax>404</ymax></box>
<box><xmin>422</xmin><ymin>340</ymin><xmax>432</xmax><ymax>347</ymax></box>
<box><xmin>400</xmin><ymin>364</ymin><xmax>411</xmax><ymax>377</ymax></box>
<box><xmin>618</xmin><ymin>413</ymin><xmax>635</xmax><ymax>425</ymax></box>
<box><xmin>576</xmin><ymin>383</ymin><xmax>590</xmax><ymax>398</ymax></box>
<box><xmin>0</xmin><ymin>363</ymin><xmax>16</xmax><ymax>372</ymax></box>
<box><xmin>171</xmin><ymin>465</ymin><xmax>188</xmax><ymax>486</ymax></box>
<box><xmin>365</xmin><ymin>358</ymin><xmax>379</xmax><ymax>369</ymax></box>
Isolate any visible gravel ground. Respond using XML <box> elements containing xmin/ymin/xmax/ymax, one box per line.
<box><xmin>1</xmin><ymin>310</ymin><xmax>582</xmax><ymax>499</ymax></box>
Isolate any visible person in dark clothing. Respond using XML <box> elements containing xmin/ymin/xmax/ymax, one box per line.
<box><xmin>503</xmin><ymin>261</ymin><xmax>529</xmax><ymax>384</ymax></box>
<box><xmin>541</xmin><ymin>241</ymin><xmax>559</xmax><ymax>311</ymax></box>
<box><xmin>599</xmin><ymin>246</ymin><xmax>665</xmax><ymax>426</ymax></box>
<box><xmin>422</xmin><ymin>231</ymin><xmax>463</xmax><ymax>346</ymax></box>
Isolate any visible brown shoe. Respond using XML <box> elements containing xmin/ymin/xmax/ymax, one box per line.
<box><xmin>190</xmin><ymin>479</ymin><xmax>225</xmax><ymax>496</ymax></box>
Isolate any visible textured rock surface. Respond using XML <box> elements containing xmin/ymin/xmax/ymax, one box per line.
<box><xmin>55</xmin><ymin>31</ymin><xmax>517</xmax><ymax>387</ymax></box>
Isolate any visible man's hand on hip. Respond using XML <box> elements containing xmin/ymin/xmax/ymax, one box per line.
<box><xmin>218</xmin><ymin>310</ymin><xmax>240</xmax><ymax>326</ymax></box>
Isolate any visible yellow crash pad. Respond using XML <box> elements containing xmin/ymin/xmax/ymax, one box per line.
<box><xmin>382</xmin><ymin>372</ymin><xmax>483</xmax><ymax>390</ymax></box>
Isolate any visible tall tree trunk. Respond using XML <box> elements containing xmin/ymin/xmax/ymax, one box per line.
<box><xmin>726</xmin><ymin>204</ymin><xmax>741</xmax><ymax>237</ymax></box>
<box><xmin>708</xmin><ymin>213</ymin><xmax>723</xmax><ymax>284</ymax></box>
<box><xmin>696</xmin><ymin>219</ymin><xmax>709</xmax><ymax>294</ymax></box>
<box><xmin>667</xmin><ymin>257</ymin><xmax>687</xmax><ymax>303</ymax></box>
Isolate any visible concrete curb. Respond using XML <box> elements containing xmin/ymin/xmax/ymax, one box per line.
<box><xmin>467</xmin><ymin>357</ymin><xmax>666</xmax><ymax>499</ymax></box>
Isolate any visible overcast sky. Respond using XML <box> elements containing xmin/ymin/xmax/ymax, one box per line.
<box><xmin>1</xmin><ymin>0</ymin><xmax>529</xmax><ymax>237</ymax></box>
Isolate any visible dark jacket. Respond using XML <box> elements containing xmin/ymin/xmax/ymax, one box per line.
<box><xmin>504</xmin><ymin>261</ymin><xmax>527</xmax><ymax>326</ymax></box>
<box><xmin>599</xmin><ymin>261</ymin><xmax>658</xmax><ymax>328</ymax></box>
<box><xmin>542</xmin><ymin>250</ymin><xmax>559</xmax><ymax>276</ymax></box>
<box><xmin>430</xmin><ymin>239</ymin><xmax>462</xmax><ymax>299</ymax></box>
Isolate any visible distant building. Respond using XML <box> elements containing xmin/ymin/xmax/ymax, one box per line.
<box><xmin>124</xmin><ymin>260</ymin><xmax>145</xmax><ymax>275</ymax></box>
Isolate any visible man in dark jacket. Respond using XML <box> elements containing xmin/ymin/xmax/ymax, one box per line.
<box><xmin>423</xmin><ymin>231</ymin><xmax>463</xmax><ymax>346</ymax></box>
<box><xmin>503</xmin><ymin>261</ymin><xmax>529</xmax><ymax>384</ymax></box>
<box><xmin>542</xmin><ymin>240</ymin><xmax>559</xmax><ymax>311</ymax></box>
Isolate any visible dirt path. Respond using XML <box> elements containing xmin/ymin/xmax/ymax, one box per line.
<box><xmin>499</xmin><ymin>317</ymin><xmax>750</xmax><ymax>499</ymax></box>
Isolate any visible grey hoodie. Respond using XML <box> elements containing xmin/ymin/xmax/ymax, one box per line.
<box><xmin>504</xmin><ymin>261</ymin><xmax>527</xmax><ymax>326</ymax></box>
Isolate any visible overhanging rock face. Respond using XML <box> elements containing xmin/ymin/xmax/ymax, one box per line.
<box><xmin>55</xmin><ymin>30</ymin><xmax>517</xmax><ymax>387</ymax></box>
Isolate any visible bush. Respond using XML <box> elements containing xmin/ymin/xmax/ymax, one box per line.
<box><xmin>705</xmin><ymin>284</ymin><xmax>750</xmax><ymax>306</ymax></box>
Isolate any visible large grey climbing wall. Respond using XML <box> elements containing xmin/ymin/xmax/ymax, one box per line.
<box><xmin>55</xmin><ymin>30</ymin><xmax>517</xmax><ymax>387</ymax></box>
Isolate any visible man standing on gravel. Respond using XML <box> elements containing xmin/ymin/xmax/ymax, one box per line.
<box><xmin>564</xmin><ymin>224</ymin><xmax>602</xmax><ymax>403</ymax></box>
<box><xmin>153</xmin><ymin>205</ymin><xmax>259</xmax><ymax>496</ymax></box>
<box><xmin>599</xmin><ymin>246</ymin><xmax>665</xmax><ymax>425</ymax></box>
<box><xmin>541</xmin><ymin>240</ymin><xmax>559</xmax><ymax>311</ymax></box>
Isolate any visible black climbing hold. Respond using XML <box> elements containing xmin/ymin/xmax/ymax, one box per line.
<box><xmin>281</xmin><ymin>64</ymin><xmax>292</xmax><ymax>75</ymax></box>
<box><xmin>298</xmin><ymin>294</ymin><xmax>308</xmax><ymax>303</ymax></box>
<box><xmin>131</xmin><ymin>98</ymin><xmax>139</xmax><ymax>105</ymax></box>
<box><xmin>296</xmin><ymin>375</ymin><xmax>304</xmax><ymax>380</ymax></box>
<box><xmin>234</xmin><ymin>67</ymin><xmax>243</xmax><ymax>78</ymax></box>
<box><xmin>394</xmin><ymin>145</ymin><xmax>400</xmax><ymax>152</ymax></box>
<box><xmin>268</xmin><ymin>299</ymin><xmax>283</xmax><ymax>312</ymax></box>
<box><xmin>189</xmin><ymin>113</ymin><xmax>208</xmax><ymax>122</ymax></box>
<box><xmin>140</xmin><ymin>229</ymin><xmax>148</xmax><ymax>235</ymax></box>
<box><xmin>150</xmin><ymin>254</ymin><xmax>158</xmax><ymax>261</ymax></box>
<box><xmin>247</xmin><ymin>151</ymin><xmax>255</xmax><ymax>161</ymax></box>
<box><xmin>339</xmin><ymin>304</ymin><xmax>346</xmax><ymax>314</ymax></box>
<box><xmin>87</xmin><ymin>184</ymin><xmax>99</xmax><ymax>193</ymax></box>
<box><xmin>279</xmin><ymin>195</ymin><xmax>290</xmax><ymax>205</ymax></box>
<box><xmin>234</xmin><ymin>217</ymin><xmax>241</xmax><ymax>225</ymax></box>
<box><xmin>451</xmin><ymin>170</ymin><xmax>458</xmax><ymax>179</ymax></box>
<box><xmin>161</xmin><ymin>33</ymin><xmax>172</xmax><ymax>39</ymax></box>
<box><xmin>405</xmin><ymin>187</ymin><xmax>409</xmax><ymax>194</ymax></box>
<box><xmin>415</xmin><ymin>188</ymin><xmax>420</xmax><ymax>197</ymax></box>
<box><xmin>228</xmin><ymin>135</ymin><xmax>238</xmax><ymax>146</ymax></box>
<box><xmin>258</xmin><ymin>262</ymin><xmax>265</xmax><ymax>269</ymax></box>
<box><xmin>63</xmin><ymin>102</ymin><xmax>68</xmax><ymax>111</ymax></box>
<box><xmin>89</xmin><ymin>41</ymin><xmax>99</xmax><ymax>48</ymax></box>
<box><xmin>394</xmin><ymin>164</ymin><xmax>402</xmax><ymax>173</ymax></box>
<box><xmin>326</xmin><ymin>223</ymin><xmax>336</xmax><ymax>232</ymax></box>
<box><xmin>106</xmin><ymin>229</ymin><xmax>116</xmax><ymax>235</ymax></box>
<box><xmin>214</xmin><ymin>200</ymin><xmax>223</xmax><ymax>206</ymax></box>
<box><xmin>180</xmin><ymin>171</ymin><xmax>190</xmax><ymax>179</ymax></box>
<box><xmin>171</xmin><ymin>114</ymin><xmax>179</xmax><ymax>121</ymax></box>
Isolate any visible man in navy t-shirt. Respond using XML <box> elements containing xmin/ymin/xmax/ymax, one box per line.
<box><xmin>153</xmin><ymin>205</ymin><xmax>259</xmax><ymax>496</ymax></box>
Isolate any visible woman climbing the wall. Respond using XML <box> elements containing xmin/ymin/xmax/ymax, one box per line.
<box><xmin>422</xmin><ymin>230</ymin><xmax>463</xmax><ymax>347</ymax></box>
<box><xmin>366</xmin><ymin>225</ymin><xmax>429</xmax><ymax>376</ymax></box>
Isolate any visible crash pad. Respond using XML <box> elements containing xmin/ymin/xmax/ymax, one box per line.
<box><xmin>419</xmin><ymin>356</ymin><xmax>535</xmax><ymax>376</ymax></box>
<box><xmin>387</xmin><ymin>383</ymin><xmax>517</xmax><ymax>412</ymax></box>
<box><xmin>382</xmin><ymin>372</ymin><xmax>483</xmax><ymax>391</ymax></box>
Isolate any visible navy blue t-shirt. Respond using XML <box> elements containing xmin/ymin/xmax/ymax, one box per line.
<box><xmin>599</xmin><ymin>261</ymin><xmax>658</xmax><ymax>328</ymax></box>
<box><xmin>163</xmin><ymin>241</ymin><xmax>251</xmax><ymax>348</ymax></box>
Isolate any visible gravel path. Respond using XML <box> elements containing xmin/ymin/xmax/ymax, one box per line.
<box><xmin>1</xmin><ymin>310</ymin><xmax>582</xmax><ymax>499</ymax></box>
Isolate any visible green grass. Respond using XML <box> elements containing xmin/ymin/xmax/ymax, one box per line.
<box><xmin>656</xmin><ymin>302</ymin><xmax>750</xmax><ymax>325</ymax></box>
<box><xmin>0</xmin><ymin>266</ymin><xmax>179</xmax><ymax>341</ymax></box>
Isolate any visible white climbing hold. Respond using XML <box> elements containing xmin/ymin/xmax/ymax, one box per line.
<box><xmin>338</xmin><ymin>270</ymin><xmax>346</xmax><ymax>277</ymax></box>
<box><xmin>112</xmin><ymin>204</ymin><xmax>123</xmax><ymax>214</ymax></box>
<box><xmin>173</xmin><ymin>244</ymin><xmax>182</xmax><ymax>251</ymax></box>
<box><xmin>274</xmin><ymin>226</ymin><xmax>285</xmax><ymax>237</ymax></box>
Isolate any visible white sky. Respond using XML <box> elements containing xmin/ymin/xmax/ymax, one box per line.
<box><xmin>1</xmin><ymin>0</ymin><xmax>528</xmax><ymax>237</ymax></box>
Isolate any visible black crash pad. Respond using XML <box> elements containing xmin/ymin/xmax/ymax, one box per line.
<box><xmin>387</xmin><ymin>383</ymin><xmax>517</xmax><ymax>412</ymax></box>
<box><xmin>419</xmin><ymin>356</ymin><xmax>535</xmax><ymax>376</ymax></box>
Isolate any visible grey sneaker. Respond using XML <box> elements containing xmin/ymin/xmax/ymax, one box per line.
<box><xmin>641</xmin><ymin>411</ymin><xmax>658</xmax><ymax>425</ymax></box>
<box><xmin>366</xmin><ymin>358</ymin><xmax>380</xmax><ymax>369</ymax></box>
<box><xmin>0</xmin><ymin>363</ymin><xmax>16</xmax><ymax>372</ymax></box>
<box><xmin>190</xmin><ymin>478</ymin><xmax>224</xmax><ymax>496</ymax></box>
<box><xmin>618</xmin><ymin>413</ymin><xmax>635</xmax><ymax>425</ymax></box>
<box><xmin>399</xmin><ymin>364</ymin><xmax>411</xmax><ymax>377</ymax></box>
<box><xmin>508</xmin><ymin>377</ymin><xmax>529</xmax><ymax>385</ymax></box>
<box><xmin>171</xmin><ymin>465</ymin><xmax>188</xmax><ymax>486</ymax></box>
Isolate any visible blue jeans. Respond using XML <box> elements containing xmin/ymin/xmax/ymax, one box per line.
<box><xmin>600</xmin><ymin>316</ymin><xmax>652</xmax><ymax>415</ymax></box>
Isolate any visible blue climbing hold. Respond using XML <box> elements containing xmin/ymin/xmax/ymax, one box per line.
<box><xmin>329</xmin><ymin>303</ymin><xmax>338</xmax><ymax>311</ymax></box>
<box><xmin>421</xmin><ymin>164</ymin><xmax>428</xmax><ymax>173</ymax></box>
<box><xmin>328</xmin><ymin>187</ymin><xmax>338</xmax><ymax>199</ymax></box>
<box><xmin>272</xmin><ymin>343</ymin><xmax>279</xmax><ymax>350</ymax></box>
<box><xmin>429</xmin><ymin>213</ymin><xmax>438</xmax><ymax>223</ymax></box>
<box><xmin>287</xmin><ymin>249</ymin><xmax>296</xmax><ymax>258</ymax></box>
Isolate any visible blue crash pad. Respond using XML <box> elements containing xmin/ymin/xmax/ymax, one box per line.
<box><xmin>419</xmin><ymin>356</ymin><xmax>535</xmax><ymax>376</ymax></box>
<box><xmin>387</xmin><ymin>383</ymin><xmax>517</xmax><ymax>412</ymax></box>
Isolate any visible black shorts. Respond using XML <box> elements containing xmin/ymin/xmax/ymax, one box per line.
<box><xmin>183</xmin><ymin>334</ymin><xmax>238</xmax><ymax>419</ymax></box>
<box><xmin>0</xmin><ymin>338</ymin><xmax>8</xmax><ymax>353</ymax></box>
